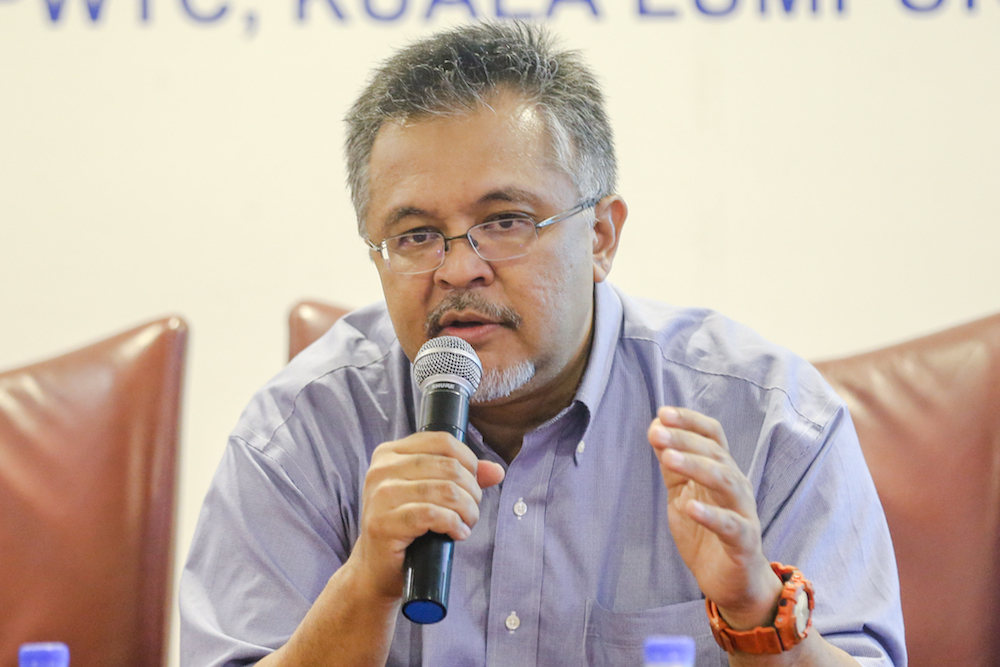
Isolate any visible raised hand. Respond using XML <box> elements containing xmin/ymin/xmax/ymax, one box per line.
<box><xmin>647</xmin><ymin>406</ymin><xmax>781</xmax><ymax>630</ymax></box>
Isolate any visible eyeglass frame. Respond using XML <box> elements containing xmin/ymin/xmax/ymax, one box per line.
<box><xmin>365</xmin><ymin>197</ymin><xmax>601</xmax><ymax>275</ymax></box>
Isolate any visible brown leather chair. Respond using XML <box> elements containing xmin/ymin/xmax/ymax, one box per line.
<box><xmin>288</xmin><ymin>300</ymin><xmax>349</xmax><ymax>361</ymax></box>
<box><xmin>0</xmin><ymin>317</ymin><xmax>188</xmax><ymax>667</ymax></box>
<box><xmin>814</xmin><ymin>312</ymin><xmax>1000</xmax><ymax>667</ymax></box>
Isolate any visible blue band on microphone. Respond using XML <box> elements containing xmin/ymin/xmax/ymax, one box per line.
<box><xmin>402</xmin><ymin>599</ymin><xmax>447</xmax><ymax>624</ymax></box>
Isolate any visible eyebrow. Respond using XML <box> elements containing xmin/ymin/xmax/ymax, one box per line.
<box><xmin>379</xmin><ymin>187</ymin><xmax>544</xmax><ymax>235</ymax></box>
<box><xmin>479</xmin><ymin>187</ymin><xmax>543</xmax><ymax>207</ymax></box>
<box><xmin>383</xmin><ymin>206</ymin><xmax>428</xmax><ymax>232</ymax></box>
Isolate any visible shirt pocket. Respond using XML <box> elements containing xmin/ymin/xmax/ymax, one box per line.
<box><xmin>584</xmin><ymin>598</ymin><xmax>726</xmax><ymax>667</ymax></box>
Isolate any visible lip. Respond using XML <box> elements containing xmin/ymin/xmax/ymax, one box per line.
<box><xmin>438</xmin><ymin>321</ymin><xmax>504</xmax><ymax>345</ymax></box>
<box><xmin>438</xmin><ymin>310</ymin><xmax>500</xmax><ymax>329</ymax></box>
<box><xmin>434</xmin><ymin>311</ymin><xmax>506</xmax><ymax>345</ymax></box>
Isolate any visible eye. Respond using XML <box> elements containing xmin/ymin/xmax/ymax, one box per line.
<box><xmin>391</xmin><ymin>230</ymin><xmax>440</xmax><ymax>251</ymax></box>
<box><xmin>478</xmin><ymin>216</ymin><xmax>533</xmax><ymax>235</ymax></box>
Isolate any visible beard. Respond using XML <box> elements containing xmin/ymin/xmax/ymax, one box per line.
<box><xmin>472</xmin><ymin>360</ymin><xmax>536</xmax><ymax>404</ymax></box>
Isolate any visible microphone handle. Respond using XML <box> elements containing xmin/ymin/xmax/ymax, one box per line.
<box><xmin>401</xmin><ymin>532</ymin><xmax>455</xmax><ymax>624</ymax></box>
<box><xmin>401</xmin><ymin>385</ymin><xmax>470</xmax><ymax>624</ymax></box>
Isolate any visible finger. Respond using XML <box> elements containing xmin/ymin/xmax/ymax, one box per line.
<box><xmin>388</xmin><ymin>431</ymin><xmax>482</xmax><ymax>477</ymax></box>
<box><xmin>648</xmin><ymin>420</ymin><xmax>728</xmax><ymax>463</ymax></box>
<box><xmin>649</xmin><ymin>419</ymin><xmax>707</xmax><ymax>488</ymax></box>
<box><xmin>371</xmin><ymin>437</ymin><xmax>484</xmax><ymax>503</ymax></box>
<box><xmin>656</xmin><ymin>406</ymin><xmax>729</xmax><ymax>450</ymax></box>
<box><xmin>369</xmin><ymin>477</ymin><xmax>482</xmax><ymax>539</ymax></box>
<box><xmin>399</xmin><ymin>453</ymin><xmax>485</xmax><ymax>503</ymax></box>
<box><xmin>682</xmin><ymin>498</ymin><xmax>760</xmax><ymax>554</ymax></box>
<box><xmin>656</xmin><ymin>448</ymin><xmax>756</xmax><ymax>515</ymax></box>
<box><xmin>408</xmin><ymin>477</ymin><xmax>483</xmax><ymax>527</ymax></box>
<box><xmin>382</xmin><ymin>499</ymin><xmax>475</xmax><ymax>543</ymax></box>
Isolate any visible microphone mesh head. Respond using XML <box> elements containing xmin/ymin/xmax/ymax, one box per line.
<box><xmin>413</xmin><ymin>336</ymin><xmax>483</xmax><ymax>391</ymax></box>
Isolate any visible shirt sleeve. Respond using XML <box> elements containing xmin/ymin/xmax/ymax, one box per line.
<box><xmin>755</xmin><ymin>398</ymin><xmax>907</xmax><ymax>666</ymax></box>
<box><xmin>179</xmin><ymin>434</ymin><xmax>353</xmax><ymax>667</ymax></box>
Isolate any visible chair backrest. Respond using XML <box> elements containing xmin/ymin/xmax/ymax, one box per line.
<box><xmin>814</xmin><ymin>312</ymin><xmax>1000</xmax><ymax>667</ymax></box>
<box><xmin>288</xmin><ymin>300</ymin><xmax>349</xmax><ymax>361</ymax></box>
<box><xmin>0</xmin><ymin>317</ymin><xmax>188</xmax><ymax>667</ymax></box>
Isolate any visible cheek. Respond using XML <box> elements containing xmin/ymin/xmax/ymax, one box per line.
<box><xmin>380</xmin><ymin>273</ymin><xmax>432</xmax><ymax>359</ymax></box>
<box><xmin>525</xmin><ymin>247</ymin><xmax>594</xmax><ymax>336</ymax></box>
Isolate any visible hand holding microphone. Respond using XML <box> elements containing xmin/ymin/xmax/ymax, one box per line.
<box><xmin>402</xmin><ymin>336</ymin><xmax>484</xmax><ymax>624</ymax></box>
<box><xmin>353</xmin><ymin>336</ymin><xmax>502</xmax><ymax>626</ymax></box>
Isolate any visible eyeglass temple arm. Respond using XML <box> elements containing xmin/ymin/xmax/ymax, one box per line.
<box><xmin>535</xmin><ymin>197</ymin><xmax>601</xmax><ymax>230</ymax></box>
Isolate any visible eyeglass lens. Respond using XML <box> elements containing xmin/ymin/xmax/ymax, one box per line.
<box><xmin>386</xmin><ymin>218</ymin><xmax>537</xmax><ymax>274</ymax></box>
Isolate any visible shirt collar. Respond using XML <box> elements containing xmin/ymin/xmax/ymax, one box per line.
<box><xmin>572</xmin><ymin>280</ymin><xmax>624</xmax><ymax>429</ymax></box>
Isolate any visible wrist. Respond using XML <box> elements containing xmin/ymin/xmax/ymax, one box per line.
<box><xmin>272</xmin><ymin>556</ymin><xmax>400</xmax><ymax>667</ymax></box>
<box><xmin>707</xmin><ymin>563</ymin><xmax>816</xmax><ymax>655</ymax></box>
<box><xmin>338</xmin><ymin>549</ymin><xmax>406</xmax><ymax>608</ymax></box>
<box><xmin>715</xmin><ymin>568</ymin><xmax>784</xmax><ymax>630</ymax></box>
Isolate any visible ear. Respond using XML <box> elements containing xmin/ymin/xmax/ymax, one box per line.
<box><xmin>592</xmin><ymin>195</ymin><xmax>628</xmax><ymax>283</ymax></box>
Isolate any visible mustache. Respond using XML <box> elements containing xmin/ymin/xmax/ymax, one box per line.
<box><xmin>424</xmin><ymin>292</ymin><xmax>523</xmax><ymax>338</ymax></box>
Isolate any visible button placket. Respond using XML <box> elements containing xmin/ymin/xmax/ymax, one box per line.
<box><xmin>485</xmin><ymin>429</ymin><xmax>562</xmax><ymax>667</ymax></box>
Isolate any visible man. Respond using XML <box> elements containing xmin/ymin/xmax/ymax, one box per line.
<box><xmin>181</xmin><ymin>21</ymin><xmax>905</xmax><ymax>667</ymax></box>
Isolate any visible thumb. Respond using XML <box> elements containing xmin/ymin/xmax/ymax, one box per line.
<box><xmin>477</xmin><ymin>460</ymin><xmax>505</xmax><ymax>489</ymax></box>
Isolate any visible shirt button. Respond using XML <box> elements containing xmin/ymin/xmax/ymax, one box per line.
<box><xmin>576</xmin><ymin>441</ymin><xmax>586</xmax><ymax>454</ymax></box>
<box><xmin>505</xmin><ymin>611</ymin><xmax>521</xmax><ymax>631</ymax></box>
<box><xmin>513</xmin><ymin>498</ymin><xmax>528</xmax><ymax>517</ymax></box>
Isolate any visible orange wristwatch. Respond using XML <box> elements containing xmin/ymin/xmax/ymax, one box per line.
<box><xmin>706</xmin><ymin>562</ymin><xmax>815</xmax><ymax>655</ymax></box>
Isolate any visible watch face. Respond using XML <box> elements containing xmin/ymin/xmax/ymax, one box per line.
<box><xmin>793</xmin><ymin>589</ymin><xmax>810</xmax><ymax>635</ymax></box>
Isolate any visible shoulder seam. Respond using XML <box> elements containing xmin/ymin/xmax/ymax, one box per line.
<box><xmin>263</xmin><ymin>345</ymin><xmax>397</xmax><ymax>447</ymax></box>
<box><xmin>621</xmin><ymin>332</ymin><xmax>829</xmax><ymax>434</ymax></box>
<box><xmin>228</xmin><ymin>433</ymin><xmax>340</xmax><ymax>535</ymax></box>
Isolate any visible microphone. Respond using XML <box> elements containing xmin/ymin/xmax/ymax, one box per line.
<box><xmin>401</xmin><ymin>335</ymin><xmax>483</xmax><ymax>625</ymax></box>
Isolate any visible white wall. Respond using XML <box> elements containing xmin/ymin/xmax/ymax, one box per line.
<box><xmin>1</xmin><ymin>2</ymin><xmax>998</xmax><ymax>665</ymax></box>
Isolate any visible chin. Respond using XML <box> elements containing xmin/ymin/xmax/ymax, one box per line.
<box><xmin>471</xmin><ymin>361</ymin><xmax>536</xmax><ymax>404</ymax></box>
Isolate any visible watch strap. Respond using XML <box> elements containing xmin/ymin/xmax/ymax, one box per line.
<box><xmin>706</xmin><ymin>562</ymin><xmax>814</xmax><ymax>655</ymax></box>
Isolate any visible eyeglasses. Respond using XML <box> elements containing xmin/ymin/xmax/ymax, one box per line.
<box><xmin>366</xmin><ymin>198</ymin><xmax>599</xmax><ymax>275</ymax></box>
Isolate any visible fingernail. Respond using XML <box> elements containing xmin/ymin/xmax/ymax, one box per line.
<box><xmin>661</xmin><ymin>407</ymin><xmax>680</xmax><ymax>423</ymax></box>
<box><xmin>653</xmin><ymin>424</ymin><xmax>672</xmax><ymax>446</ymax></box>
<box><xmin>689</xmin><ymin>500</ymin><xmax>706</xmax><ymax>519</ymax></box>
<box><xmin>459</xmin><ymin>523</ymin><xmax>472</xmax><ymax>539</ymax></box>
<box><xmin>664</xmin><ymin>448</ymin><xmax>683</xmax><ymax>466</ymax></box>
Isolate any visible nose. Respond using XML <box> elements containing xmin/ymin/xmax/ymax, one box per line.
<box><xmin>434</xmin><ymin>234</ymin><xmax>494</xmax><ymax>289</ymax></box>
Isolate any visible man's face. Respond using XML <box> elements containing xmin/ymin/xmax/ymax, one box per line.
<box><xmin>364</xmin><ymin>91</ymin><xmax>618</xmax><ymax>405</ymax></box>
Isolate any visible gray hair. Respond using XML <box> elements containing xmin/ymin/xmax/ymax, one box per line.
<box><xmin>344</xmin><ymin>21</ymin><xmax>617</xmax><ymax>233</ymax></box>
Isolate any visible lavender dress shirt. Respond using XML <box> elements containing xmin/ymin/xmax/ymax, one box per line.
<box><xmin>180</xmin><ymin>281</ymin><xmax>906</xmax><ymax>666</ymax></box>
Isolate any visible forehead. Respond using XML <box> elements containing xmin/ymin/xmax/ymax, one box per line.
<box><xmin>365</xmin><ymin>93</ymin><xmax>577</xmax><ymax>236</ymax></box>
